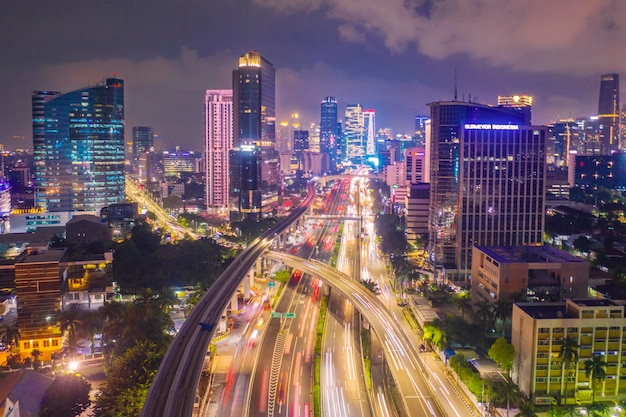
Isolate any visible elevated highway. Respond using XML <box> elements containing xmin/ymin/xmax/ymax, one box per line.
<box><xmin>264</xmin><ymin>252</ymin><xmax>447</xmax><ymax>417</ymax></box>
<box><xmin>140</xmin><ymin>183</ymin><xmax>316</xmax><ymax>417</ymax></box>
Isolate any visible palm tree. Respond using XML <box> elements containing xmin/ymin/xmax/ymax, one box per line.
<box><xmin>82</xmin><ymin>311</ymin><xmax>102</xmax><ymax>354</ymax></box>
<box><xmin>516</xmin><ymin>399</ymin><xmax>538</xmax><ymax>417</ymax></box>
<box><xmin>559</xmin><ymin>336</ymin><xmax>579</xmax><ymax>406</ymax></box>
<box><xmin>584</xmin><ymin>356</ymin><xmax>607</xmax><ymax>403</ymax></box>
<box><xmin>60</xmin><ymin>306</ymin><xmax>82</xmax><ymax>357</ymax></box>
<box><xmin>456</xmin><ymin>296</ymin><xmax>473</xmax><ymax>319</ymax></box>
<box><xmin>0</xmin><ymin>324</ymin><xmax>20</xmax><ymax>352</ymax></box>
<box><xmin>494</xmin><ymin>379</ymin><xmax>522</xmax><ymax>417</ymax></box>
<box><xmin>494</xmin><ymin>299</ymin><xmax>513</xmax><ymax>337</ymax></box>
<box><xmin>587</xmin><ymin>402</ymin><xmax>610</xmax><ymax>417</ymax></box>
<box><xmin>474</xmin><ymin>301</ymin><xmax>494</xmax><ymax>346</ymax></box>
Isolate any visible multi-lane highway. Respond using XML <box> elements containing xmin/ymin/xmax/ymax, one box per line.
<box><xmin>140</xmin><ymin>183</ymin><xmax>316</xmax><ymax>417</ymax></box>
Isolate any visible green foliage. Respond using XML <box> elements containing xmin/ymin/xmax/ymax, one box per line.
<box><xmin>488</xmin><ymin>337</ymin><xmax>515</xmax><ymax>373</ymax></box>
<box><xmin>374</xmin><ymin>214</ymin><xmax>407</xmax><ymax>255</ymax></box>
<box><xmin>40</xmin><ymin>373</ymin><xmax>91</xmax><ymax>417</ymax></box>
<box><xmin>274</xmin><ymin>270</ymin><xmax>291</xmax><ymax>284</ymax></box>
<box><xmin>449</xmin><ymin>354</ymin><xmax>484</xmax><ymax>399</ymax></box>
<box><xmin>423</xmin><ymin>320</ymin><xmax>448</xmax><ymax>350</ymax></box>
<box><xmin>516</xmin><ymin>400</ymin><xmax>538</xmax><ymax>417</ymax></box>
<box><xmin>93</xmin><ymin>340</ymin><xmax>167</xmax><ymax>417</ymax></box>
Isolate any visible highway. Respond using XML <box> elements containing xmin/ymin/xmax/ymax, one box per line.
<box><xmin>140</xmin><ymin>182</ymin><xmax>316</xmax><ymax>417</ymax></box>
<box><xmin>265</xmin><ymin>251</ymin><xmax>457</xmax><ymax>417</ymax></box>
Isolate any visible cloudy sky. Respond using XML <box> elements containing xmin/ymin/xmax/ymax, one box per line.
<box><xmin>1</xmin><ymin>0</ymin><xmax>625</xmax><ymax>151</ymax></box>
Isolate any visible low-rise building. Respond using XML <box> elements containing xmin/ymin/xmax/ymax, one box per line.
<box><xmin>472</xmin><ymin>245</ymin><xmax>589</xmax><ymax>304</ymax></box>
<box><xmin>512</xmin><ymin>299</ymin><xmax>626</xmax><ymax>405</ymax></box>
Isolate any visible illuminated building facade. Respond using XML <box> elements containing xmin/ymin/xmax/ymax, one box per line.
<box><xmin>512</xmin><ymin>299</ymin><xmax>626</xmax><ymax>405</ymax></box>
<box><xmin>413</xmin><ymin>116</ymin><xmax>428</xmax><ymax>146</ymax></box>
<box><xmin>497</xmin><ymin>94</ymin><xmax>533</xmax><ymax>125</ymax></box>
<box><xmin>162</xmin><ymin>150</ymin><xmax>200</xmax><ymax>176</ymax></box>
<box><xmin>293</xmin><ymin>130</ymin><xmax>309</xmax><ymax>170</ymax></box>
<box><xmin>132</xmin><ymin>126</ymin><xmax>154</xmax><ymax>183</ymax></box>
<box><xmin>320</xmin><ymin>97</ymin><xmax>339</xmax><ymax>173</ymax></box>
<box><xmin>345</xmin><ymin>104</ymin><xmax>364</xmax><ymax>164</ymax></box>
<box><xmin>204</xmin><ymin>90</ymin><xmax>233</xmax><ymax>215</ymax></box>
<box><xmin>572</xmin><ymin>152</ymin><xmax>626</xmax><ymax>191</ymax></box>
<box><xmin>427</xmin><ymin>101</ymin><xmax>544</xmax><ymax>284</ymax></box>
<box><xmin>363</xmin><ymin>109</ymin><xmax>376</xmax><ymax>157</ymax></box>
<box><xmin>231</xmin><ymin>51</ymin><xmax>277</xmax><ymax>220</ymax></box>
<box><xmin>597</xmin><ymin>73</ymin><xmax>620</xmax><ymax>154</ymax></box>
<box><xmin>32</xmin><ymin>78</ymin><xmax>125</xmax><ymax>212</ymax></box>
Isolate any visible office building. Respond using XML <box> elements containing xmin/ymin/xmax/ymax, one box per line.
<box><xmin>497</xmin><ymin>94</ymin><xmax>533</xmax><ymax>125</ymax></box>
<box><xmin>428</xmin><ymin>101</ymin><xmax>545</xmax><ymax>284</ymax></box>
<box><xmin>320</xmin><ymin>97</ymin><xmax>339</xmax><ymax>173</ymax></box>
<box><xmin>132</xmin><ymin>126</ymin><xmax>154</xmax><ymax>158</ymax></box>
<box><xmin>405</xmin><ymin>147</ymin><xmax>427</xmax><ymax>183</ymax></box>
<box><xmin>205</xmin><ymin>90</ymin><xmax>233</xmax><ymax>216</ymax></box>
<box><xmin>547</xmin><ymin>119</ymin><xmax>581</xmax><ymax>168</ymax></box>
<box><xmin>405</xmin><ymin>182</ymin><xmax>429</xmax><ymax>242</ymax></box>
<box><xmin>162</xmin><ymin>150</ymin><xmax>201</xmax><ymax>176</ymax></box>
<box><xmin>345</xmin><ymin>104</ymin><xmax>364</xmax><ymax>164</ymax></box>
<box><xmin>363</xmin><ymin>109</ymin><xmax>376</xmax><ymax>157</ymax></box>
<box><xmin>571</xmin><ymin>152</ymin><xmax>626</xmax><ymax>191</ymax></box>
<box><xmin>132</xmin><ymin>126</ymin><xmax>154</xmax><ymax>183</ymax></box>
<box><xmin>413</xmin><ymin>116</ymin><xmax>429</xmax><ymax>145</ymax></box>
<box><xmin>512</xmin><ymin>299</ymin><xmax>626</xmax><ymax>405</ymax></box>
<box><xmin>472</xmin><ymin>245</ymin><xmax>589</xmax><ymax>304</ymax></box>
<box><xmin>293</xmin><ymin>130</ymin><xmax>309</xmax><ymax>170</ymax></box>
<box><xmin>598</xmin><ymin>74</ymin><xmax>620</xmax><ymax>154</ymax></box>
<box><xmin>32</xmin><ymin>78</ymin><xmax>125</xmax><ymax>212</ymax></box>
<box><xmin>230</xmin><ymin>51</ymin><xmax>277</xmax><ymax>220</ymax></box>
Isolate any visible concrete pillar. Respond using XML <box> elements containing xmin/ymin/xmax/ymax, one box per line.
<box><xmin>256</xmin><ymin>258</ymin><xmax>263</xmax><ymax>277</ymax></box>
<box><xmin>244</xmin><ymin>269</ymin><xmax>252</xmax><ymax>301</ymax></box>
<box><xmin>230</xmin><ymin>294</ymin><xmax>238</xmax><ymax>313</ymax></box>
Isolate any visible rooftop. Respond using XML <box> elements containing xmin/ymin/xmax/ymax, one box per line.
<box><xmin>475</xmin><ymin>245</ymin><xmax>585</xmax><ymax>264</ymax></box>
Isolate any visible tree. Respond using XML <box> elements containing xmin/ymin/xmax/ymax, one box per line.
<box><xmin>488</xmin><ymin>337</ymin><xmax>515</xmax><ymax>374</ymax></box>
<box><xmin>40</xmin><ymin>373</ymin><xmax>91</xmax><ymax>417</ymax></box>
<box><xmin>423</xmin><ymin>319</ymin><xmax>448</xmax><ymax>350</ymax></box>
<box><xmin>584</xmin><ymin>356</ymin><xmax>607</xmax><ymax>403</ymax></box>
<box><xmin>60</xmin><ymin>306</ymin><xmax>82</xmax><ymax>357</ymax></box>
<box><xmin>559</xmin><ymin>336</ymin><xmax>579</xmax><ymax>406</ymax></box>
<box><xmin>474</xmin><ymin>301</ymin><xmax>494</xmax><ymax>346</ymax></box>
<box><xmin>516</xmin><ymin>399</ymin><xmax>538</xmax><ymax>417</ymax></box>
<box><xmin>588</xmin><ymin>402</ymin><xmax>610</xmax><ymax>417</ymax></box>
<box><xmin>455</xmin><ymin>295</ymin><xmax>473</xmax><ymax>319</ymax></box>
<box><xmin>492</xmin><ymin>379</ymin><xmax>522</xmax><ymax>417</ymax></box>
<box><xmin>31</xmin><ymin>349</ymin><xmax>42</xmax><ymax>370</ymax></box>
<box><xmin>0</xmin><ymin>324</ymin><xmax>20</xmax><ymax>352</ymax></box>
<box><xmin>494</xmin><ymin>299</ymin><xmax>512</xmax><ymax>337</ymax></box>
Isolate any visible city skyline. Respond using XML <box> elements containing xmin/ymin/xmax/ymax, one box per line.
<box><xmin>2</xmin><ymin>0</ymin><xmax>625</xmax><ymax>151</ymax></box>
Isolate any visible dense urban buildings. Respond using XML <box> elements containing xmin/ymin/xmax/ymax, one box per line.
<box><xmin>32</xmin><ymin>78</ymin><xmax>125</xmax><ymax>212</ymax></box>
<box><xmin>204</xmin><ymin>90</ymin><xmax>233</xmax><ymax>216</ymax></box>
<box><xmin>427</xmin><ymin>101</ymin><xmax>546</xmax><ymax>284</ymax></box>
<box><xmin>512</xmin><ymin>299</ymin><xmax>626</xmax><ymax>405</ymax></box>
<box><xmin>229</xmin><ymin>50</ymin><xmax>277</xmax><ymax>220</ymax></box>
<box><xmin>570</xmin><ymin>152</ymin><xmax>626</xmax><ymax>191</ymax></box>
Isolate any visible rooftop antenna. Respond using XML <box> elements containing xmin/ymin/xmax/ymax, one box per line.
<box><xmin>454</xmin><ymin>66</ymin><xmax>458</xmax><ymax>101</ymax></box>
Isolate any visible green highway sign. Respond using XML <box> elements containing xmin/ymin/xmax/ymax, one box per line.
<box><xmin>271</xmin><ymin>312</ymin><xmax>282</xmax><ymax>318</ymax></box>
<box><xmin>270</xmin><ymin>312</ymin><xmax>296</xmax><ymax>319</ymax></box>
<box><xmin>283</xmin><ymin>312</ymin><xmax>296</xmax><ymax>318</ymax></box>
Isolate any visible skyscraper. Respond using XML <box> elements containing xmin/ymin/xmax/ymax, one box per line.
<box><xmin>363</xmin><ymin>109</ymin><xmax>376</xmax><ymax>157</ymax></box>
<box><xmin>320</xmin><ymin>97</ymin><xmax>338</xmax><ymax>173</ymax></box>
<box><xmin>230</xmin><ymin>51</ymin><xmax>276</xmax><ymax>220</ymax></box>
<box><xmin>598</xmin><ymin>73</ymin><xmax>620</xmax><ymax>154</ymax></box>
<box><xmin>497</xmin><ymin>94</ymin><xmax>532</xmax><ymax>125</ymax></box>
<box><xmin>345</xmin><ymin>104</ymin><xmax>364</xmax><ymax>164</ymax></box>
<box><xmin>132</xmin><ymin>126</ymin><xmax>154</xmax><ymax>183</ymax></box>
<box><xmin>32</xmin><ymin>78</ymin><xmax>125</xmax><ymax>212</ymax></box>
<box><xmin>205</xmin><ymin>90</ymin><xmax>233</xmax><ymax>216</ymax></box>
<box><xmin>428</xmin><ymin>101</ymin><xmax>545</xmax><ymax>285</ymax></box>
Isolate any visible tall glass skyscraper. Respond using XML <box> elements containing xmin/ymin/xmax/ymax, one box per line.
<box><xmin>320</xmin><ymin>97</ymin><xmax>338</xmax><ymax>173</ymax></box>
<box><xmin>428</xmin><ymin>101</ymin><xmax>545</xmax><ymax>285</ymax></box>
<box><xmin>32</xmin><ymin>78</ymin><xmax>125</xmax><ymax>212</ymax></box>
<box><xmin>230</xmin><ymin>51</ymin><xmax>277</xmax><ymax>220</ymax></box>
<box><xmin>345</xmin><ymin>104</ymin><xmax>364</xmax><ymax>164</ymax></box>
<box><xmin>598</xmin><ymin>73</ymin><xmax>620</xmax><ymax>154</ymax></box>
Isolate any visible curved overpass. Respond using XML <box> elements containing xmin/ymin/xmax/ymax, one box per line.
<box><xmin>264</xmin><ymin>251</ymin><xmax>447</xmax><ymax>417</ymax></box>
<box><xmin>140</xmin><ymin>183</ymin><xmax>316</xmax><ymax>417</ymax></box>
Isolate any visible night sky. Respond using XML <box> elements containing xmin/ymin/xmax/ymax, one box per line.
<box><xmin>1</xmin><ymin>0</ymin><xmax>625</xmax><ymax>151</ymax></box>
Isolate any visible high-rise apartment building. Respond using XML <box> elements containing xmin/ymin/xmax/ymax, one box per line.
<box><xmin>32</xmin><ymin>78</ymin><xmax>125</xmax><ymax>212</ymax></box>
<box><xmin>320</xmin><ymin>97</ymin><xmax>339</xmax><ymax>173</ymax></box>
<box><xmin>598</xmin><ymin>73</ymin><xmax>620</xmax><ymax>154</ymax></box>
<box><xmin>345</xmin><ymin>104</ymin><xmax>364</xmax><ymax>164</ymax></box>
<box><xmin>428</xmin><ymin>101</ymin><xmax>545</xmax><ymax>284</ymax></box>
<box><xmin>230</xmin><ymin>51</ymin><xmax>276</xmax><ymax>220</ymax></box>
<box><xmin>363</xmin><ymin>109</ymin><xmax>376</xmax><ymax>157</ymax></box>
<box><xmin>204</xmin><ymin>90</ymin><xmax>233</xmax><ymax>216</ymax></box>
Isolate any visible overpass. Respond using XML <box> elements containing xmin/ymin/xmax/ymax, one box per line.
<box><xmin>264</xmin><ymin>251</ymin><xmax>447</xmax><ymax>417</ymax></box>
<box><xmin>317</xmin><ymin>172</ymin><xmax>384</xmax><ymax>187</ymax></box>
<box><xmin>140</xmin><ymin>183</ymin><xmax>316</xmax><ymax>417</ymax></box>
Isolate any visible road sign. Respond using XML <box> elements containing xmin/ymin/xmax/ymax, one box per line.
<box><xmin>283</xmin><ymin>312</ymin><xmax>296</xmax><ymax>318</ymax></box>
<box><xmin>269</xmin><ymin>281</ymin><xmax>276</xmax><ymax>287</ymax></box>
<box><xmin>271</xmin><ymin>312</ymin><xmax>282</xmax><ymax>318</ymax></box>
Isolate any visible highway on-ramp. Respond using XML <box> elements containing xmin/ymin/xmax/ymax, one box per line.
<box><xmin>140</xmin><ymin>183</ymin><xmax>316</xmax><ymax>417</ymax></box>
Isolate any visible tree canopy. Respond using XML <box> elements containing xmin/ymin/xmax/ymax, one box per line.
<box><xmin>40</xmin><ymin>373</ymin><xmax>91</xmax><ymax>417</ymax></box>
<box><xmin>488</xmin><ymin>337</ymin><xmax>515</xmax><ymax>373</ymax></box>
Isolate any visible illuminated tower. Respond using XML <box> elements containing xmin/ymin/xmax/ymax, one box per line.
<box><xmin>320</xmin><ymin>97</ymin><xmax>338</xmax><ymax>173</ymax></box>
<box><xmin>230</xmin><ymin>51</ymin><xmax>277</xmax><ymax>220</ymax></box>
<box><xmin>598</xmin><ymin>73</ymin><xmax>620</xmax><ymax>154</ymax></box>
<box><xmin>345</xmin><ymin>104</ymin><xmax>364</xmax><ymax>165</ymax></box>
<box><xmin>363</xmin><ymin>109</ymin><xmax>376</xmax><ymax>157</ymax></box>
<box><xmin>32</xmin><ymin>78</ymin><xmax>125</xmax><ymax>212</ymax></box>
<box><xmin>428</xmin><ymin>101</ymin><xmax>545</xmax><ymax>285</ymax></box>
<box><xmin>205</xmin><ymin>90</ymin><xmax>233</xmax><ymax>216</ymax></box>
